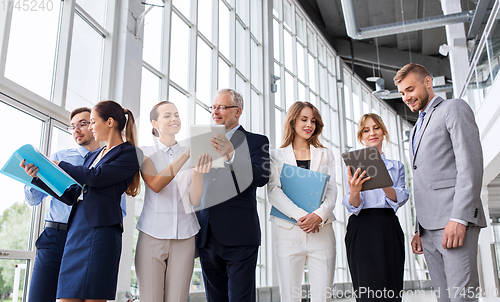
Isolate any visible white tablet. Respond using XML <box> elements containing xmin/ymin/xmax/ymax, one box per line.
<box><xmin>189</xmin><ymin>125</ymin><xmax>226</xmax><ymax>168</ymax></box>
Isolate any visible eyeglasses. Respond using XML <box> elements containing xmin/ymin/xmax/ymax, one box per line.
<box><xmin>208</xmin><ymin>105</ymin><xmax>239</xmax><ymax>112</ymax></box>
<box><xmin>67</xmin><ymin>121</ymin><xmax>90</xmax><ymax>132</ymax></box>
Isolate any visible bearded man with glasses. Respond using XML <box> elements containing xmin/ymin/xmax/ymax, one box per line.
<box><xmin>20</xmin><ymin>107</ymin><xmax>126</xmax><ymax>302</ymax></box>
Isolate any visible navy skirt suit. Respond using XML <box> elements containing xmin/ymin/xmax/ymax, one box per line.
<box><xmin>33</xmin><ymin>142</ymin><xmax>142</xmax><ymax>300</ymax></box>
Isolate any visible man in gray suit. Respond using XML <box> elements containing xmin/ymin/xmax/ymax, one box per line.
<box><xmin>394</xmin><ymin>63</ymin><xmax>486</xmax><ymax>302</ymax></box>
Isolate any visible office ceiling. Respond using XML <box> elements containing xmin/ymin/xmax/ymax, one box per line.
<box><xmin>296</xmin><ymin>0</ymin><xmax>487</xmax><ymax>123</ymax></box>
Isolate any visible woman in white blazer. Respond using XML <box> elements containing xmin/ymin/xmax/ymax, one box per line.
<box><xmin>268</xmin><ymin>101</ymin><xmax>337</xmax><ymax>302</ymax></box>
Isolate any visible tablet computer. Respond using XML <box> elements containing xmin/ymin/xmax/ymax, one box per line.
<box><xmin>189</xmin><ymin>125</ymin><xmax>226</xmax><ymax>168</ymax></box>
<box><xmin>341</xmin><ymin>146</ymin><xmax>393</xmax><ymax>191</ymax></box>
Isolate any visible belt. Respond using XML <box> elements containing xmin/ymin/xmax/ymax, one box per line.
<box><xmin>45</xmin><ymin>221</ymin><xmax>68</xmax><ymax>231</ymax></box>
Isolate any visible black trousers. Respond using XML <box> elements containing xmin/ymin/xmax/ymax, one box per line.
<box><xmin>345</xmin><ymin>208</ymin><xmax>405</xmax><ymax>302</ymax></box>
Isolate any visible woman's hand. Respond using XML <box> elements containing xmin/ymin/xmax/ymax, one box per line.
<box><xmin>297</xmin><ymin>213</ymin><xmax>322</xmax><ymax>233</ymax></box>
<box><xmin>194</xmin><ymin>153</ymin><xmax>212</xmax><ymax>174</ymax></box>
<box><xmin>347</xmin><ymin>167</ymin><xmax>371</xmax><ymax>196</ymax></box>
<box><xmin>20</xmin><ymin>159</ymin><xmax>39</xmax><ymax>178</ymax></box>
<box><xmin>53</xmin><ymin>160</ymin><xmax>60</xmax><ymax>166</ymax></box>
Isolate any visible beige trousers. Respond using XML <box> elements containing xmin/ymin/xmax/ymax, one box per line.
<box><xmin>135</xmin><ymin>231</ymin><xmax>196</xmax><ymax>302</ymax></box>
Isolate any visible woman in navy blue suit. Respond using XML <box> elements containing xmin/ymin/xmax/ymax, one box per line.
<box><xmin>25</xmin><ymin>100</ymin><xmax>142</xmax><ymax>302</ymax></box>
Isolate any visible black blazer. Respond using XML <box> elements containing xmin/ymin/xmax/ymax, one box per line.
<box><xmin>197</xmin><ymin>126</ymin><xmax>270</xmax><ymax>247</ymax></box>
<box><xmin>34</xmin><ymin>142</ymin><xmax>142</xmax><ymax>228</ymax></box>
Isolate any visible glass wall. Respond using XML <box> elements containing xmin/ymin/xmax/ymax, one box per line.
<box><xmin>0</xmin><ymin>0</ymin><xmax>422</xmax><ymax>299</ymax></box>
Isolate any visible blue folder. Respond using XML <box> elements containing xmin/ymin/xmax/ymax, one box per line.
<box><xmin>0</xmin><ymin>144</ymin><xmax>82</xmax><ymax>197</ymax></box>
<box><xmin>270</xmin><ymin>163</ymin><xmax>331</xmax><ymax>223</ymax></box>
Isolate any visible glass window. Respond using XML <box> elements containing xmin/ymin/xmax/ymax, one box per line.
<box><xmin>250</xmin><ymin>0</ymin><xmax>262</xmax><ymax>42</ymax></box>
<box><xmin>169</xmin><ymin>87</ymin><xmax>189</xmax><ymax>142</ymax></box>
<box><xmin>251</xmin><ymin>39</ymin><xmax>261</xmax><ymax>91</ymax></box>
<box><xmin>298</xmin><ymin>82</ymin><xmax>306</xmax><ymax>102</ymax></box>
<box><xmin>296</xmin><ymin>42</ymin><xmax>305</xmax><ymax>81</ymax></box>
<box><xmin>273</xmin><ymin>0</ymin><xmax>280</xmax><ymax>18</ymax></box>
<box><xmin>327</xmin><ymin>53</ymin><xmax>335</xmax><ymax>74</ymax></box>
<box><xmin>352</xmin><ymin>88</ymin><xmax>361</xmax><ymax>123</ymax></box>
<box><xmin>328</xmin><ymin>75</ymin><xmax>337</xmax><ymax>110</ymax></box>
<box><xmin>308</xmin><ymin>54</ymin><xmax>316</xmax><ymax>92</ymax></box>
<box><xmin>142</xmin><ymin>6</ymin><xmax>163</xmax><ymax>71</ymax></box>
<box><xmin>196</xmin><ymin>103</ymin><xmax>211</xmax><ymax>124</ymax></box>
<box><xmin>50</xmin><ymin>126</ymin><xmax>74</xmax><ymax>155</ymax></box>
<box><xmin>282</xmin><ymin>0</ymin><xmax>292</xmax><ymax>31</ymax></box>
<box><xmin>309</xmin><ymin>91</ymin><xmax>317</xmax><ymax>107</ymax></box>
<box><xmin>295</xmin><ymin>14</ymin><xmax>305</xmax><ymax>43</ymax></box>
<box><xmin>66</xmin><ymin>14</ymin><xmax>105</xmax><ymax>111</ymax></box>
<box><xmin>320</xmin><ymin>101</ymin><xmax>330</xmax><ymax>139</ymax></box>
<box><xmin>0</xmin><ymin>260</ymin><xmax>29</xmax><ymax>302</ymax></box>
<box><xmin>4</xmin><ymin>5</ymin><xmax>61</xmax><ymax>100</ymax></box>
<box><xmin>273</xmin><ymin>19</ymin><xmax>281</xmax><ymax>62</ymax></box>
<box><xmin>139</xmin><ymin>68</ymin><xmax>160</xmax><ymax>147</ymax></box>
<box><xmin>198</xmin><ymin>0</ymin><xmax>213</xmax><ymax>41</ymax></box>
<box><xmin>236</xmin><ymin>74</ymin><xmax>247</xmax><ymax>126</ymax></box>
<box><xmin>196</xmin><ymin>38</ymin><xmax>213</xmax><ymax>105</ymax></box>
<box><xmin>371</xmin><ymin>98</ymin><xmax>380</xmax><ymax>114</ymax></box>
<box><xmin>170</xmin><ymin>13</ymin><xmax>191</xmax><ymax>90</ymax></box>
<box><xmin>236</xmin><ymin>20</ymin><xmax>247</xmax><ymax>77</ymax></box>
<box><xmin>319</xmin><ymin>65</ymin><xmax>327</xmax><ymax>99</ymax></box>
<box><xmin>285</xmin><ymin>71</ymin><xmax>294</xmax><ymax>110</ymax></box>
<box><xmin>173</xmin><ymin>0</ymin><xmax>191</xmax><ymax>21</ymax></box>
<box><xmin>0</xmin><ymin>101</ymin><xmax>44</xmax><ymax>251</ymax></box>
<box><xmin>330</xmin><ymin>108</ymin><xmax>339</xmax><ymax>145</ymax></box>
<box><xmin>218</xmin><ymin>57</ymin><xmax>231</xmax><ymax>89</ymax></box>
<box><xmin>251</xmin><ymin>90</ymin><xmax>261</xmax><ymax>133</ymax></box>
<box><xmin>236</xmin><ymin>0</ymin><xmax>249</xmax><ymax>25</ymax></box>
<box><xmin>317</xmin><ymin>41</ymin><xmax>325</xmax><ymax>63</ymax></box>
<box><xmin>219</xmin><ymin>1</ymin><xmax>231</xmax><ymax>60</ymax></box>
<box><xmin>306</xmin><ymin>28</ymin><xmax>315</xmax><ymax>55</ymax></box>
<box><xmin>76</xmin><ymin>0</ymin><xmax>107</xmax><ymax>27</ymax></box>
<box><xmin>283</xmin><ymin>30</ymin><xmax>293</xmax><ymax>72</ymax></box>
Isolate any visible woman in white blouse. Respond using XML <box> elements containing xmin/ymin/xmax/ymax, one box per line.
<box><xmin>342</xmin><ymin>113</ymin><xmax>409</xmax><ymax>302</ymax></box>
<box><xmin>267</xmin><ymin>101</ymin><xmax>337</xmax><ymax>302</ymax></box>
<box><xmin>135</xmin><ymin>101</ymin><xmax>210</xmax><ymax>302</ymax></box>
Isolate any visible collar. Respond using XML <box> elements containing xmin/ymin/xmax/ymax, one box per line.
<box><xmin>77</xmin><ymin>145</ymin><xmax>91</xmax><ymax>158</ymax></box>
<box><xmin>225</xmin><ymin>124</ymin><xmax>241</xmax><ymax>140</ymax></box>
<box><xmin>421</xmin><ymin>95</ymin><xmax>439</xmax><ymax>116</ymax></box>
<box><xmin>159</xmin><ymin>141</ymin><xmax>180</xmax><ymax>153</ymax></box>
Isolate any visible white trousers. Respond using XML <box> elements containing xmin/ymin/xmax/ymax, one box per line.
<box><xmin>273</xmin><ymin>223</ymin><xmax>336</xmax><ymax>302</ymax></box>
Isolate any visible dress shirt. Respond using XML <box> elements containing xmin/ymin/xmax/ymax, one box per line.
<box><xmin>342</xmin><ymin>154</ymin><xmax>409</xmax><ymax>215</ymax></box>
<box><xmin>24</xmin><ymin>146</ymin><xmax>127</xmax><ymax>223</ymax></box>
<box><xmin>418</xmin><ymin>96</ymin><xmax>467</xmax><ymax>227</ymax></box>
<box><xmin>223</xmin><ymin>124</ymin><xmax>240</xmax><ymax>165</ymax></box>
<box><xmin>137</xmin><ymin>142</ymin><xmax>200</xmax><ymax>239</ymax></box>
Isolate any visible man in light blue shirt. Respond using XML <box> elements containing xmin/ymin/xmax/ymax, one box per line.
<box><xmin>22</xmin><ymin>107</ymin><xmax>126</xmax><ymax>302</ymax></box>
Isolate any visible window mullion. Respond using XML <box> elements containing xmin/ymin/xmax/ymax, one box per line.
<box><xmin>162</xmin><ymin>1</ymin><xmax>172</xmax><ymax>101</ymax></box>
<box><xmin>188</xmin><ymin>0</ymin><xmax>197</xmax><ymax>120</ymax></box>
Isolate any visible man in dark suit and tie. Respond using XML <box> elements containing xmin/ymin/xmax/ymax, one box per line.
<box><xmin>197</xmin><ymin>88</ymin><xmax>270</xmax><ymax>302</ymax></box>
<box><xmin>395</xmin><ymin>63</ymin><xmax>486</xmax><ymax>302</ymax></box>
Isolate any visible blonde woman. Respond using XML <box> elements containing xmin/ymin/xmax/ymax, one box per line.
<box><xmin>267</xmin><ymin>101</ymin><xmax>337</xmax><ymax>302</ymax></box>
<box><xmin>343</xmin><ymin>113</ymin><xmax>409</xmax><ymax>302</ymax></box>
<box><xmin>135</xmin><ymin>101</ymin><xmax>211</xmax><ymax>302</ymax></box>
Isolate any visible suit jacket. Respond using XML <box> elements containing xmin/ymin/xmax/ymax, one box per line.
<box><xmin>34</xmin><ymin>142</ymin><xmax>142</xmax><ymax>228</ymax></box>
<box><xmin>267</xmin><ymin>144</ymin><xmax>337</xmax><ymax>229</ymax></box>
<box><xmin>410</xmin><ymin>97</ymin><xmax>486</xmax><ymax>230</ymax></box>
<box><xmin>196</xmin><ymin>126</ymin><xmax>270</xmax><ymax>247</ymax></box>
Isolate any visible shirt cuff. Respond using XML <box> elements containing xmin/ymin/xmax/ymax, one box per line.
<box><xmin>450</xmin><ymin>218</ymin><xmax>468</xmax><ymax>226</ymax></box>
<box><xmin>224</xmin><ymin>151</ymin><xmax>236</xmax><ymax>165</ymax></box>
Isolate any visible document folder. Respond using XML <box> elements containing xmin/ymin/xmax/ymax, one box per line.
<box><xmin>0</xmin><ymin>144</ymin><xmax>82</xmax><ymax>197</ymax></box>
<box><xmin>270</xmin><ymin>163</ymin><xmax>331</xmax><ymax>223</ymax></box>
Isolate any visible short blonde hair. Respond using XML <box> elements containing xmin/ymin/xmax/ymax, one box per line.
<box><xmin>357</xmin><ymin>113</ymin><xmax>390</xmax><ymax>145</ymax></box>
<box><xmin>393</xmin><ymin>63</ymin><xmax>432</xmax><ymax>85</ymax></box>
<box><xmin>281</xmin><ymin>101</ymin><xmax>325</xmax><ymax>148</ymax></box>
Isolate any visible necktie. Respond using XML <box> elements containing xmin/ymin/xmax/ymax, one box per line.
<box><xmin>413</xmin><ymin>111</ymin><xmax>426</xmax><ymax>154</ymax></box>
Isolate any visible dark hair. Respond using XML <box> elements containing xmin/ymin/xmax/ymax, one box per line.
<box><xmin>281</xmin><ymin>101</ymin><xmax>325</xmax><ymax>148</ymax></box>
<box><xmin>149</xmin><ymin>101</ymin><xmax>174</xmax><ymax>137</ymax></box>
<box><xmin>93</xmin><ymin>100</ymin><xmax>140</xmax><ymax>197</ymax></box>
<box><xmin>69</xmin><ymin>107</ymin><xmax>91</xmax><ymax>121</ymax></box>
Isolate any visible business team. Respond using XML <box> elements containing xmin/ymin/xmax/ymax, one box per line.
<box><xmin>20</xmin><ymin>62</ymin><xmax>485</xmax><ymax>302</ymax></box>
